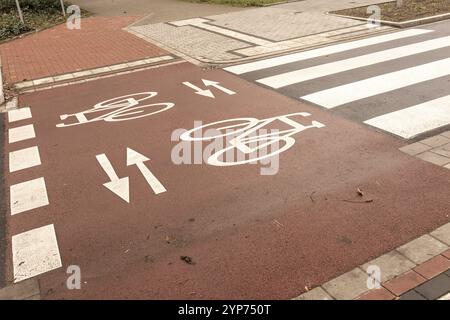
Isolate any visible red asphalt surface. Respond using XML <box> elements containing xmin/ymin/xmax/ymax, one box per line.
<box><xmin>4</xmin><ymin>62</ymin><xmax>450</xmax><ymax>299</ymax></box>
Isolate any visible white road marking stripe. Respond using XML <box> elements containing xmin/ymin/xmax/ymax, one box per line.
<box><xmin>364</xmin><ymin>95</ymin><xmax>450</xmax><ymax>139</ymax></box>
<box><xmin>9</xmin><ymin>146</ymin><xmax>41</xmax><ymax>173</ymax></box>
<box><xmin>8</xmin><ymin>124</ymin><xmax>36</xmax><ymax>144</ymax></box>
<box><xmin>224</xmin><ymin>29</ymin><xmax>432</xmax><ymax>74</ymax></box>
<box><xmin>8</xmin><ymin>107</ymin><xmax>32</xmax><ymax>123</ymax></box>
<box><xmin>257</xmin><ymin>36</ymin><xmax>450</xmax><ymax>88</ymax></box>
<box><xmin>12</xmin><ymin>224</ymin><xmax>62</xmax><ymax>283</ymax></box>
<box><xmin>10</xmin><ymin>177</ymin><xmax>49</xmax><ymax>215</ymax></box>
<box><xmin>301</xmin><ymin>58</ymin><xmax>450</xmax><ymax>109</ymax></box>
<box><xmin>171</xmin><ymin>18</ymin><xmax>272</xmax><ymax>46</ymax></box>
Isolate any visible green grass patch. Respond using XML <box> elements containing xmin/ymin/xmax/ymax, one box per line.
<box><xmin>181</xmin><ymin>0</ymin><xmax>284</xmax><ymax>7</ymax></box>
<box><xmin>0</xmin><ymin>0</ymin><xmax>90</xmax><ymax>42</ymax></box>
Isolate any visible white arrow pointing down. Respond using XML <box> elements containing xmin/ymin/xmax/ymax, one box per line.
<box><xmin>96</xmin><ymin>154</ymin><xmax>130</xmax><ymax>203</ymax></box>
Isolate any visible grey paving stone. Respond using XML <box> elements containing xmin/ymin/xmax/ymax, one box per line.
<box><xmin>322</xmin><ymin>268</ymin><xmax>369</xmax><ymax>300</ymax></box>
<box><xmin>130</xmin><ymin>23</ymin><xmax>246</xmax><ymax>61</ymax></box>
<box><xmin>399</xmin><ymin>142</ymin><xmax>431</xmax><ymax>156</ymax></box>
<box><xmin>397</xmin><ymin>235</ymin><xmax>448</xmax><ymax>264</ymax></box>
<box><xmin>362</xmin><ymin>250</ymin><xmax>416</xmax><ymax>283</ymax></box>
<box><xmin>399</xmin><ymin>290</ymin><xmax>427</xmax><ymax>300</ymax></box>
<box><xmin>420</xmin><ymin>135</ymin><xmax>450</xmax><ymax>148</ymax></box>
<box><xmin>430</xmin><ymin>223</ymin><xmax>450</xmax><ymax>246</ymax></box>
<box><xmin>440</xmin><ymin>131</ymin><xmax>450</xmax><ymax>139</ymax></box>
<box><xmin>415</xmin><ymin>151</ymin><xmax>450</xmax><ymax>166</ymax></box>
<box><xmin>209</xmin><ymin>9</ymin><xmax>362</xmax><ymax>42</ymax></box>
<box><xmin>414</xmin><ymin>273</ymin><xmax>450</xmax><ymax>300</ymax></box>
<box><xmin>431</xmin><ymin>143</ymin><xmax>450</xmax><ymax>158</ymax></box>
<box><xmin>0</xmin><ymin>279</ymin><xmax>40</xmax><ymax>300</ymax></box>
<box><xmin>292</xmin><ymin>287</ymin><xmax>334</xmax><ymax>300</ymax></box>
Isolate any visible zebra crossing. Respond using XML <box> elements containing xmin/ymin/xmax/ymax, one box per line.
<box><xmin>224</xmin><ymin>25</ymin><xmax>450</xmax><ymax>140</ymax></box>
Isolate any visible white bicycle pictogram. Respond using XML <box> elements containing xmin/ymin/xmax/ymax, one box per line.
<box><xmin>56</xmin><ymin>92</ymin><xmax>174</xmax><ymax>127</ymax></box>
<box><xmin>180</xmin><ymin>112</ymin><xmax>325</xmax><ymax>166</ymax></box>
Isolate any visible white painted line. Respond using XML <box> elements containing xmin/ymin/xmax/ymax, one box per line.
<box><xmin>301</xmin><ymin>57</ymin><xmax>450</xmax><ymax>109</ymax></box>
<box><xmin>224</xmin><ymin>29</ymin><xmax>432</xmax><ymax>74</ymax></box>
<box><xmin>12</xmin><ymin>224</ymin><xmax>62</xmax><ymax>283</ymax></box>
<box><xmin>8</xmin><ymin>124</ymin><xmax>36</xmax><ymax>144</ymax></box>
<box><xmin>364</xmin><ymin>95</ymin><xmax>450</xmax><ymax>139</ymax></box>
<box><xmin>10</xmin><ymin>177</ymin><xmax>49</xmax><ymax>215</ymax></box>
<box><xmin>8</xmin><ymin>106</ymin><xmax>32</xmax><ymax>123</ymax></box>
<box><xmin>9</xmin><ymin>146</ymin><xmax>41</xmax><ymax>172</ymax></box>
<box><xmin>257</xmin><ymin>36</ymin><xmax>450</xmax><ymax>88</ymax></box>
<box><xmin>171</xmin><ymin>18</ymin><xmax>272</xmax><ymax>46</ymax></box>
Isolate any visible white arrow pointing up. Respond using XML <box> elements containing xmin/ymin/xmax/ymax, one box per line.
<box><xmin>96</xmin><ymin>154</ymin><xmax>130</xmax><ymax>203</ymax></box>
<box><xmin>127</xmin><ymin>148</ymin><xmax>167</xmax><ymax>194</ymax></box>
<box><xmin>182</xmin><ymin>81</ymin><xmax>215</xmax><ymax>98</ymax></box>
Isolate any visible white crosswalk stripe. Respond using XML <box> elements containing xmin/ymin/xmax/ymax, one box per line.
<box><xmin>224</xmin><ymin>29</ymin><xmax>432</xmax><ymax>74</ymax></box>
<box><xmin>226</xmin><ymin>28</ymin><xmax>450</xmax><ymax>139</ymax></box>
<box><xmin>257</xmin><ymin>36</ymin><xmax>450</xmax><ymax>88</ymax></box>
<box><xmin>301</xmin><ymin>58</ymin><xmax>450</xmax><ymax>109</ymax></box>
<box><xmin>364</xmin><ymin>95</ymin><xmax>450</xmax><ymax>139</ymax></box>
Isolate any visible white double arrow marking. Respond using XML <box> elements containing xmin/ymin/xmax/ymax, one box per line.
<box><xmin>96</xmin><ymin>148</ymin><xmax>166</xmax><ymax>203</ymax></box>
<box><xmin>182</xmin><ymin>79</ymin><xmax>236</xmax><ymax>98</ymax></box>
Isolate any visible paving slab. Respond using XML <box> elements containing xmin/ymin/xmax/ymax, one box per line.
<box><xmin>128</xmin><ymin>4</ymin><xmax>394</xmax><ymax>64</ymax></box>
<box><xmin>397</xmin><ymin>235</ymin><xmax>448</xmax><ymax>265</ymax></box>
<box><xmin>361</xmin><ymin>250</ymin><xmax>416</xmax><ymax>283</ymax></box>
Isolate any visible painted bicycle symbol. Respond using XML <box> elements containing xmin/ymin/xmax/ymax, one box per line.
<box><xmin>180</xmin><ymin>112</ymin><xmax>325</xmax><ymax>166</ymax></box>
<box><xmin>56</xmin><ymin>92</ymin><xmax>174</xmax><ymax>127</ymax></box>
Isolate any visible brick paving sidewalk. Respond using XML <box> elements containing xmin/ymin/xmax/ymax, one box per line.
<box><xmin>0</xmin><ymin>16</ymin><xmax>168</xmax><ymax>84</ymax></box>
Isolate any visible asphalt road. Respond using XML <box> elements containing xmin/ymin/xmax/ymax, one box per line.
<box><xmin>2</xmin><ymin>61</ymin><xmax>450</xmax><ymax>299</ymax></box>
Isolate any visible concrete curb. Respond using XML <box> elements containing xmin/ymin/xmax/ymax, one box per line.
<box><xmin>330</xmin><ymin>12</ymin><xmax>450</xmax><ymax>28</ymax></box>
<box><xmin>12</xmin><ymin>55</ymin><xmax>179</xmax><ymax>92</ymax></box>
<box><xmin>293</xmin><ymin>222</ymin><xmax>450</xmax><ymax>300</ymax></box>
<box><xmin>0</xmin><ymin>57</ymin><xmax>4</xmax><ymax>105</ymax></box>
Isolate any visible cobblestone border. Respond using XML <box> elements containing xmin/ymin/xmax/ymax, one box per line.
<box><xmin>0</xmin><ymin>57</ymin><xmax>4</xmax><ymax>105</ymax></box>
<box><xmin>399</xmin><ymin>131</ymin><xmax>450</xmax><ymax>169</ymax></box>
<box><xmin>293</xmin><ymin>222</ymin><xmax>450</xmax><ymax>300</ymax></box>
<box><xmin>16</xmin><ymin>60</ymin><xmax>186</xmax><ymax>95</ymax></box>
<box><xmin>330</xmin><ymin>12</ymin><xmax>450</xmax><ymax>28</ymax></box>
<box><xmin>12</xmin><ymin>55</ymin><xmax>178</xmax><ymax>92</ymax></box>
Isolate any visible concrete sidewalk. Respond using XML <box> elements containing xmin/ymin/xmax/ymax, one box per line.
<box><xmin>127</xmin><ymin>0</ymin><xmax>392</xmax><ymax>64</ymax></box>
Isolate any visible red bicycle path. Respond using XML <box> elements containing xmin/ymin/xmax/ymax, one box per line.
<box><xmin>4</xmin><ymin>62</ymin><xmax>450</xmax><ymax>299</ymax></box>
